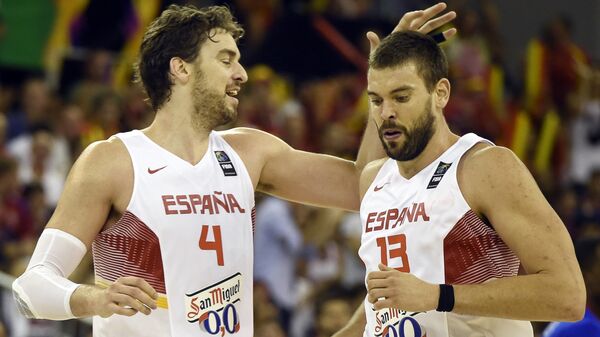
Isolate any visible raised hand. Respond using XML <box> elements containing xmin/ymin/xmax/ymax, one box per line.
<box><xmin>367</xmin><ymin>2</ymin><xmax>457</xmax><ymax>52</ymax></box>
<box><xmin>367</xmin><ymin>264</ymin><xmax>438</xmax><ymax>312</ymax></box>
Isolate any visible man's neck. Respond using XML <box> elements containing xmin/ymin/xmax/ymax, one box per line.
<box><xmin>395</xmin><ymin>126</ymin><xmax>459</xmax><ymax>179</ymax></box>
<box><xmin>143</xmin><ymin>106</ymin><xmax>212</xmax><ymax>165</ymax></box>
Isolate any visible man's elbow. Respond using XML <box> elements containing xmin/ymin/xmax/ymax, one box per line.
<box><xmin>558</xmin><ymin>281</ymin><xmax>586</xmax><ymax>322</ymax></box>
<box><xmin>560</xmin><ymin>300</ymin><xmax>586</xmax><ymax>322</ymax></box>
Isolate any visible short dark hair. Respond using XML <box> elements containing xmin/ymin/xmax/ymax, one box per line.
<box><xmin>369</xmin><ymin>31</ymin><xmax>448</xmax><ymax>92</ymax></box>
<box><xmin>134</xmin><ymin>5</ymin><xmax>244</xmax><ymax>110</ymax></box>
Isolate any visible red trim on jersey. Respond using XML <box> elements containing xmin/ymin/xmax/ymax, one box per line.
<box><xmin>92</xmin><ymin>211</ymin><xmax>166</xmax><ymax>294</ymax></box>
<box><xmin>444</xmin><ymin>210</ymin><xmax>520</xmax><ymax>284</ymax></box>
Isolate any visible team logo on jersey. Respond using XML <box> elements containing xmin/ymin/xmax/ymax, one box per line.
<box><xmin>186</xmin><ymin>273</ymin><xmax>243</xmax><ymax>335</ymax></box>
<box><xmin>214</xmin><ymin>151</ymin><xmax>237</xmax><ymax>176</ymax></box>
<box><xmin>373</xmin><ymin>182</ymin><xmax>389</xmax><ymax>192</ymax></box>
<box><xmin>426</xmin><ymin>161</ymin><xmax>452</xmax><ymax>189</ymax></box>
<box><xmin>147</xmin><ymin>165</ymin><xmax>167</xmax><ymax>174</ymax></box>
<box><xmin>372</xmin><ymin>307</ymin><xmax>427</xmax><ymax>337</ymax></box>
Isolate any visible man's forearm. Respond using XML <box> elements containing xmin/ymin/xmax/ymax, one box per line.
<box><xmin>333</xmin><ymin>303</ymin><xmax>366</xmax><ymax>337</ymax></box>
<box><xmin>354</xmin><ymin>118</ymin><xmax>385</xmax><ymax>172</ymax></box>
<box><xmin>453</xmin><ymin>273</ymin><xmax>585</xmax><ymax>322</ymax></box>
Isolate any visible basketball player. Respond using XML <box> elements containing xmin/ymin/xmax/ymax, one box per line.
<box><xmin>333</xmin><ymin>31</ymin><xmax>586</xmax><ymax>337</ymax></box>
<box><xmin>11</xmin><ymin>3</ymin><xmax>457</xmax><ymax>337</ymax></box>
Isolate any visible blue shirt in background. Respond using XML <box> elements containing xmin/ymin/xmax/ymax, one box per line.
<box><xmin>544</xmin><ymin>308</ymin><xmax>600</xmax><ymax>337</ymax></box>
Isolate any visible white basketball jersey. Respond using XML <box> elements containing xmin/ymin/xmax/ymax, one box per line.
<box><xmin>91</xmin><ymin>130</ymin><xmax>255</xmax><ymax>337</ymax></box>
<box><xmin>359</xmin><ymin>133</ymin><xmax>533</xmax><ymax>337</ymax></box>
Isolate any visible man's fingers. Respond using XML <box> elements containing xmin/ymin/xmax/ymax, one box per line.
<box><xmin>367</xmin><ymin>31</ymin><xmax>381</xmax><ymax>52</ymax></box>
<box><xmin>443</xmin><ymin>28</ymin><xmax>458</xmax><ymax>40</ymax></box>
<box><xmin>366</xmin><ymin>278</ymin><xmax>389</xmax><ymax>290</ymax></box>
<box><xmin>372</xmin><ymin>298</ymin><xmax>393</xmax><ymax>311</ymax></box>
<box><xmin>395</xmin><ymin>11</ymin><xmax>425</xmax><ymax>32</ymax></box>
<box><xmin>109</xmin><ymin>302</ymin><xmax>138</xmax><ymax>317</ymax></box>
<box><xmin>112</xmin><ymin>293</ymin><xmax>152</xmax><ymax>315</ymax></box>
<box><xmin>118</xmin><ymin>284</ymin><xmax>157</xmax><ymax>310</ymax></box>
<box><xmin>403</xmin><ymin>2</ymin><xmax>448</xmax><ymax>32</ymax></box>
<box><xmin>417</xmin><ymin>11</ymin><xmax>456</xmax><ymax>35</ymax></box>
<box><xmin>367</xmin><ymin>270</ymin><xmax>391</xmax><ymax>281</ymax></box>
<box><xmin>119</xmin><ymin>276</ymin><xmax>159</xmax><ymax>300</ymax></box>
<box><xmin>367</xmin><ymin>289</ymin><xmax>394</xmax><ymax>303</ymax></box>
<box><xmin>378</xmin><ymin>263</ymin><xmax>394</xmax><ymax>271</ymax></box>
<box><xmin>420</xmin><ymin>2</ymin><xmax>448</xmax><ymax>20</ymax></box>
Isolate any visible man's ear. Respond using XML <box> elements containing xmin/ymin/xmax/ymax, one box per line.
<box><xmin>434</xmin><ymin>78</ymin><xmax>451</xmax><ymax>109</ymax></box>
<box><xmin>169</xmin><ymin>57</ymin><xmax>191</xmax><ymax>84</ymax></box>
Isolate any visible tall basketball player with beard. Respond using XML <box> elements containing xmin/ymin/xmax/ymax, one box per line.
<box><xmin>11</xmin><ymin>3</ymin><xmax>457</xmax><ymax>337</ymax></box>
<box><xmin>333</xmin><ymin>31</ymin><xmax>585</xmax><ymax>337</ymax></box>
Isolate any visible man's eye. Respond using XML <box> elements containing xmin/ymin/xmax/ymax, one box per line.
<box><xmin>222</xmin><ymin>60</ymin><xmax>232</xmax><ymax>65</ymax></box>
<box><xmin>370</xmin><ymin>99</ymin><xmax>382</xmax><ymax>106</ymax></box>
<box><xmin>395</xmin><ymin>96</ymin><xmax>409</xmax><ymax>103</ymax></box>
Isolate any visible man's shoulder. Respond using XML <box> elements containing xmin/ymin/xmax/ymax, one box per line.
<box><xmin>219</xmin><ymin>127</ymin><xmax>274</xmax><ymax>145</ymax></box>
<box><xmin>219</xmin><ymin>127</ymin><xmax>289</xmax><ymax>158</ymax></box>
<box><xmin>360</xmin><ymin>158</ymin><xmax>388</xmax><ymax>198</ymax></box>
<box><xmin>75</xmin><ymin>136</ymin><xmax>131</xmax><ymax>178</ymax></box>
<box><xmin>457</xmin><ymin>143</ymin><xmax>528</xmax><ymax>213</ymax></box>
<box><xmin>459</xmin><ymin>144</ymin><xmax>523</xmax><ymax>179</ymax></box>
<box><xmin>362</xmin><ymin>158</ymin><xmax>387</xmax><ymax>177</ymax></box>
<box><xmin>82</xmin><ymin>136</ymin><xmax>128</xmax><ymax>161</ymax></box>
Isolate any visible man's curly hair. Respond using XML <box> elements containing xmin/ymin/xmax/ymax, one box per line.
<box><xmin>134</xmin><ymin>5</ymin><xmax>244</xmax><ymax>110</ymax></box>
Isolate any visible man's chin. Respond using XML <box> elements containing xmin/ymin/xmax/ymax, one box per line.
<box><xmin>217</xmin><ymin>109</ymin><xmax>237</xmax><ymax>126</ymax></box>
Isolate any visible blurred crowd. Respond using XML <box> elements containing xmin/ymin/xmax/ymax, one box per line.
<box><xmin>0</xmin><ymin>0</ymin><xmax>599</xmax><ymax>337</ymax></box>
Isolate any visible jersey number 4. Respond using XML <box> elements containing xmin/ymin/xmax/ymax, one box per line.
<box><xmin>376</xmin><ymin>234</ymin><xmax>410</xmax><ymax>272</ymax></box>
<box><xmin>199</xmin><ymin>225</ymin><xmax>224</xmax><ymax>266</ymax></box>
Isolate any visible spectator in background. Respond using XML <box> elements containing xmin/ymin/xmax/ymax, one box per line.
<box><xmin>570</xmin><ymin>65</ymin><xmax>600</xmax><ymax>186</ymax></box>
<box><xmin>0</xmin><ymin>157</ymin><xmax>32</xmax><ymax>272</ymax></box>
<box><xmin>0</xmin><ymin>113</ymin><xmax>7</xmax><ymax>156</ymax></box>
<box><xmin>121</xmin><ymin>85</ymin><xmax>154</xmax><ymax>131</ymax></box>
<box><xmin>254</xmin><ymin>196</ymin><xmax>304</xmax><ymax>334</ymax></box>
<box><xmin>67</xmin><ymin>50</ymin><xmax>114</xmax><ymax>110</ymax></box>
<box><xmin>236</xmin><ymin>65</ymin><xmax>289</xmax><ymax>133</ymax></box>
<box><xmin>575</xmin><ymin>171</ymin><xmax>600</xmax><ymax>237</ymax></box>
<box><xmin>553</xmin><ymin>186</ymin><xmax>579</xmax><ymax>236</ymax></box>
<box><xmin>313</xmin><ymin>292</ymin><xmax>353</xmax><ymax>337</ymax></box>
<box><xmin>293</xmin><ymin>206</ymin><xmax>345</xmax><ymax>337</ymax></box>
<box><xmin>7</xmin><ymin>123</ymin><xmax>70</xmax><ymax>206</ymax></box>
<box><xmin>443</xmin><ymin>0</ymin><xmax>508</xmax><ymax>141</ymax></box>
<box><xmin>22</xmin><ymin>182</ymin><xmax>50</xmax><ymax>236</ymax></box>
<box><xmin>254</xmin><ymin>282</ymin><xmax>285</xmax><ymax>335</ymax></box>
<box><xmin>80</xmin><ymin>89</ymin><xmax>123</xmax><ymax>147</ymax></box>
<box><xmin>5</xmin><ymin>78</ymin><xmax>53</xmax><ymax>140</ymax></box>
<box><xmin>57</xmin><ymin>103</ymin><xmax>86</xmax><ymax>161</ymax></box>
<box><xmin>336</xmin><ymin>212</ymin><xmax>365</xmax><ymax>290</ymax></box>
<box><xmin>275</xmin><ymin>100</ymin><xmax>311</xmax><ymax>151</ymax></box>
<box><xmin>521</xmin><ymin>15</ymin><xmax>589</xmax><ymax>185</ymax></box>
<box><xmin>255</xmin><ymin>318</ymin><xmax>287</xmax><ymax>337</ymax></box>
<box><xmin>524</xmin><ymin>15</ymin><xmax>588</xmax><ymax>120</ymax></box>
<box><xmin>544</xmin><ymin>236</ymin><xmax>600</xmax><ymax>337</ymax></box>
<box><xmin>0</xmin><ymin>85</ymin><xmax>14</xmax><ymax>117</ymax></box>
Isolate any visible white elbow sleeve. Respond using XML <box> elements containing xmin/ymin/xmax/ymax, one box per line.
<box><xmin>12</xmin><ymin>228</ymin><xmax>88</xmax><ymax>320</ymax></box>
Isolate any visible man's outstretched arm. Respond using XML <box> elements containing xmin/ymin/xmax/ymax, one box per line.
<box><xmin>12</xmin><ymin>139</ymin><xmax>158</xmax><ymax>319</ymax></box>
<box><xmin>233</xmin><ymin>3</ymin><xmax>457</xmax><ymax>211</ymax></box>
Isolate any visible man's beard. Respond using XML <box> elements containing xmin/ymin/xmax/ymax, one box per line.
<box><xmin>191</xmin><ymin>70</ymin><xmax>236</xmax><ymax>131</ymax></box>
<box><xmin>378</xmin><ymin>99</ymin><xmax>436</xmax><ymax>161</ymax></box>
